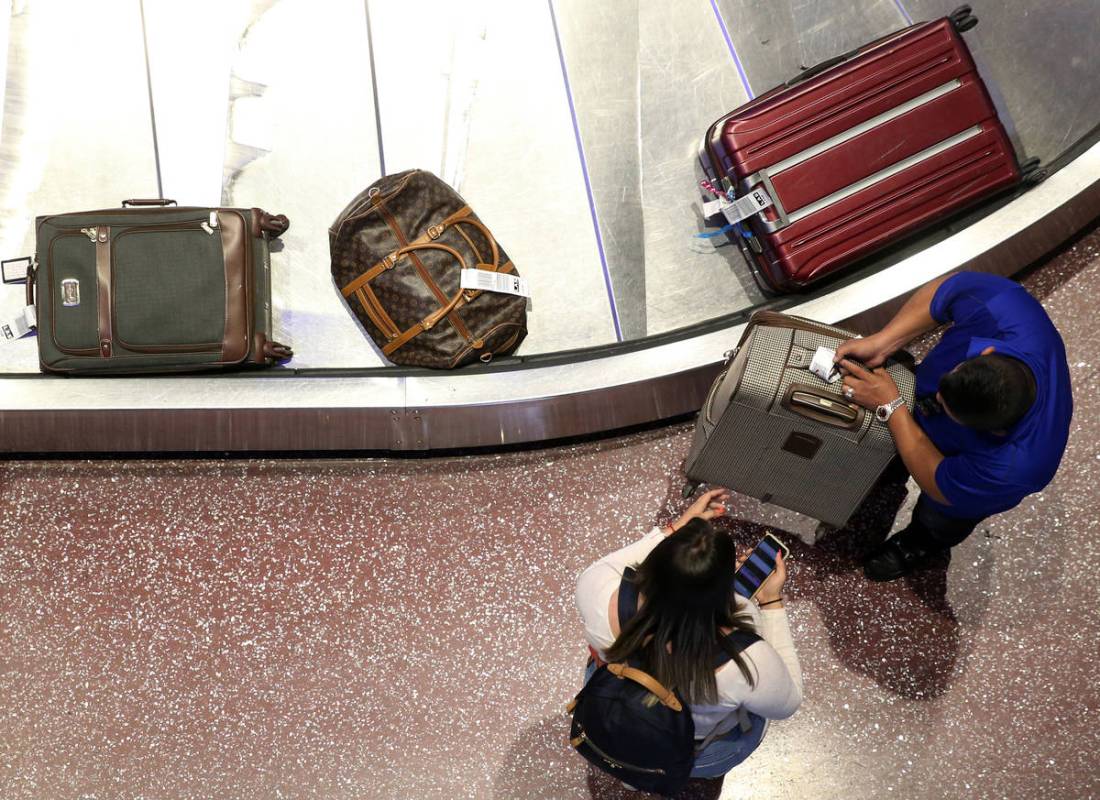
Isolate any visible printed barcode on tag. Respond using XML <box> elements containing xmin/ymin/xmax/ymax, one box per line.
<box><xmin>459</xmin><ymin>269</ymin><xmax>531</xmax><ymax>298</ymax></box>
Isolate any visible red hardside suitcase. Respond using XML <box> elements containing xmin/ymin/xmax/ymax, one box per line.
<box><xmin>703</xmin><ymin>8</ymin><xmax>1026</xmax><ymax>293</ymax></box>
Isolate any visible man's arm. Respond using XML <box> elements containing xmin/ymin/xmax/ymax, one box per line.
<box><xmin>885</xmin><ymin>406</ymin><xmax>949</xmax><ymax>505</ymax></box>
<box><xmin>836</xmin><ymin>359</ymin><xmax>950</xmax><ymax>505</ymax></box>
<box><xmin>835</xmin><ymin>275</ymin><xmax>951</xmax><ymax>367</ymax></box>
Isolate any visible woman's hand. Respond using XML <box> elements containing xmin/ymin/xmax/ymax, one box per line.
<box><xmin>667</xmin><ymin>488</ymin><xmax>729</xmax><ymax>534</ymax></box>
<box><xmin>755</xmin><ymin>551</ymin><xmax>787</xmax><ymax>606</ymax></box>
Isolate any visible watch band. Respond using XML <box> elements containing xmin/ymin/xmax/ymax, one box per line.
<box><xmin>876</xmin><ymin>396</ymin><xmax>906</xmax><ymax>422</ymax></box>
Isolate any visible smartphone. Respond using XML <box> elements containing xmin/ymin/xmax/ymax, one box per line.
<box><xmin>733</xmin><ymin>533</ymin><xmax>790</xmax><ymax>599</ymax></box>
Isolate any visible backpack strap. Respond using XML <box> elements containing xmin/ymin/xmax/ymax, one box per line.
<box><xmin>714</xmin><ymin>629</ymin><xmax>762</xmax><ymax>667</ymax></box>
<box><xmin>617</xmin><ymin>566</ymin><xmax>640</xmax><ymax>629</ymax></box>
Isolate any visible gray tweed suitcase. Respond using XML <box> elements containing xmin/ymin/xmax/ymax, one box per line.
<box><xmin>684</xmin><ymin>310</ymin><xmax>915</xmax><ymax>527</ymax></box>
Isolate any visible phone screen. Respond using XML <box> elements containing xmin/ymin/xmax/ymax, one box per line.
<box><xmin>733</xmin><ymin>535</ymin><xmax>785</xmax><ymax>598</ymax></box>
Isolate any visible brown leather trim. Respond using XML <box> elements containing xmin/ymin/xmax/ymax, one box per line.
<box><xmin>355</xmin><ymin>286</ymin><xmax>400</xmax><ymax>340</ymax></box>
<box><xmin>330</xmin><ymin>171</ymin><xmax>417</xmax><ymax>241</ymax></box>
<box><xmin>381</xmin><ymin>321</ymin><xmax>426</xmax><ymax>356</ymax></box>
<box><xmin>375</xmin><ymin>199</ymin><xmax>473</xmax><ymax>343</ymax></box>
<box><xmin>453</xmin><ymin>224</ymin><xmax>483</xmax><ymax>263</ymax></box>
<box><xmin>218</xmin><ymin>211</ymin><xmax>249</xmax><ymax>362</ymax></box>
<box><xmin>340</xmin><ymin>205</ymin><xmax>476</xmax><ymax>299</ymax></box>
<box><xmin>95</xmin><ymin>226</ymin><xmax>112</xmax><ymax>357</ymax></box>
<box><xmin>446</xmin><ymin>321</ymin><xmax>524</xmax><ymax>368</ymax></box>
<box><xmin>606</xmin><ymin>663</ymin><xmax>682</xmax><ymax>711</ymax></box>
<box><xmin>453</xmin><ymin>217</ymin><xmax>500</xmax><ymax>267</ymax></box>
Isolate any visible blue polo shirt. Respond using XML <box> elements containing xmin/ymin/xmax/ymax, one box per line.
<box><xmin>914</xmin><ymin>272</ymin><xmax>1072</xmax><ymax>519</ymax></box>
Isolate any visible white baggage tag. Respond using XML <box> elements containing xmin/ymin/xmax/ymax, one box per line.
<box><xmin>809</xmin><ymin>346</ymin><xmax>842</xmax><ymax>383</ymax></box>
<box><xmin>0</xmin><ymin>305</ymin><xmax>36</xmax><ymax>344</ymax></box>
<box><xmin>721</xmin><ymin>188</ymin><xmax>774</xmax><ymax>225</ymax></box>
<box><xmin>702</xmin><ymin>198</ymin><xmax>726</xmax><ymax>219</ymax></box>
<box><xmin>460</xmin><ymin>269</ymin><xmax>531</xmax><ymax>298</ymax></box>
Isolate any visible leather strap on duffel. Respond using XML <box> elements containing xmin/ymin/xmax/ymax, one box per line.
<box><xmin>340</xmin><ymin>205</ymin><xmax>514</xmax><ymax>358</ymax></box>
<box><xmin>339</xmin><ymin>205</ymin><xmax>476</xmax><ymax>298</ymax></box>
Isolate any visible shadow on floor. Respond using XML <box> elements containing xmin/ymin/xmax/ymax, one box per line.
<box><xmin>491</xmin><ymin>712</ymin><xmax>726</xmax><ymax>800</ymax></box>
<box><xmin>706</xmin><ymin>474</ymin><xmax>965</xmax><ymax>701</ymax></box>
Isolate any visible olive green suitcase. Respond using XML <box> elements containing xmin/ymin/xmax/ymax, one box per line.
<box><xmin>5</xmin><ymin>199</ymin><xmax>291</xmax><ymax>374</ymax></box>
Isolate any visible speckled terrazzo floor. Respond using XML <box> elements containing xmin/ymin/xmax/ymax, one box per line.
<box><xmin>3</xmin><ymin>229</ymin><xmax>1100</xmax><ymax>800</ymax></box>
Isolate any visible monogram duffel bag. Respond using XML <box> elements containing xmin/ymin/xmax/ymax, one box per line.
<box><xmin>329</xmin><ymin>170</ymin><xmax>527</xmax><ymax>368</ymax></box>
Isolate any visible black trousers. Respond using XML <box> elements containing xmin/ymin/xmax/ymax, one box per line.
<box><xmin>880</xmin><ymin>457</ymin><xmax>986</xmax><ymax>549</ymax></box>
<box><xmin>904</xmin><ymin>494</ymin><xmax>985</xmax><ymax>549</ymax></box>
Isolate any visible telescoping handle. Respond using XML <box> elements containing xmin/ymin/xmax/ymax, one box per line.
<box><xmin>121</xmin><ymin>198</ymin><xmax>178</xmax><ymax>207</ymax></box>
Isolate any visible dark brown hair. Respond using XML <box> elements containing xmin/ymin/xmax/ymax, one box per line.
<box><xmin>603</xmin><ymin>519</ymin><xmax>757</xmax><ymax>704</ymax></box>
<box><xmin>939</xmin><ymin>353</ymin><xmax>1035</xmax><ymax>431</ymax></box>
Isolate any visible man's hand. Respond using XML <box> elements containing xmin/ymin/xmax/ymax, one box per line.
<box><xmin>668</xmin><ymin>487</ymin><xmax>729</xmax><ymax>533</ymax></box>
<box><xmin>834</xmin><ymin>332</ymin><xmax>895</xmax><ymax>369</ymax></box>
<box><xmin>837</xmin><ymin>358</ymin><xmax>901</xmax><ymax>410</ymax></box>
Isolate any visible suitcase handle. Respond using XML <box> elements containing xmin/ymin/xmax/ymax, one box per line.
<box><xmin>121</xmin><ymin>198</ymin><xmax>178</xmax><ymax>207</ymax></box>
<box><xmin>783</xmin><ymin>384</ymin><xmax>864</xmax><ymax>431</ymax></box>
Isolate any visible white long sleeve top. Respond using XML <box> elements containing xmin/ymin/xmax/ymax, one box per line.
<box><xmin>576</xmin><ymin>527</ymin><xmax>803</xmax><ymax>739</ymax></box>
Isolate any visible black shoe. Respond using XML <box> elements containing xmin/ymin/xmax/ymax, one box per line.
<box><xmin>862</xmin><ymin>535</ymin><xmax>942</xmax><ymax>582</ymax></box>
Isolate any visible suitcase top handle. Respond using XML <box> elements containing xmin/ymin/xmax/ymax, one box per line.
<box><xmin>783</xmin><ymin>383</ymin><xmax>865</xmax><ymax>431</ymax></box>
<box><xmin>122</xmin><ymin>198</ymin><xmax>177</xmax><ymax>207</ymax></box>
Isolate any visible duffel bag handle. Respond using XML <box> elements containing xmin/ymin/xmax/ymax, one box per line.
<box><xmin>392</xmin><ymin>242</ymin><xmax>469</xmax><ymax>329</ymax></box>
<box><xmin>122</xmin><ymin>198</ymin><xmax>177</xmax><ymax>207</ymax></box>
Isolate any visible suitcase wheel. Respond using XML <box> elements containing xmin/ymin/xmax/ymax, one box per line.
<box><xmin>1020</xmin><ymin>157</ymin><xmax>1047</xmax><ymax>187</ymax></box>
<box><xmin>949</xmin><ymin>6</ymin><xmax>978</xmax><ymax>32</ymax></box>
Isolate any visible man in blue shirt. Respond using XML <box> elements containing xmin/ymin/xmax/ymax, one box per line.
<box><xmin>834</xmin><ymin>271</ymin><xmax>1072</xmax><ymax>582</ymax></box>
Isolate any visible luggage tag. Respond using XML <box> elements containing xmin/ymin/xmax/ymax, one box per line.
<box><xmin>460</xmin><ymin>268</ymin><xmax>531</xmax><ymax>298</ymax></box>
<box><xmin>0</xmin><ymin>305</ymin><xmax>37</xmax><ymax>344</ymax></box>
<box><xmin>809</xmin><ymin>346</ymin><xmax>842</xmax><ymax>383</ymax></box>
<box><xmin>695</xmin><ymin>188</ymin><xmax>774</xmax><ymax>252</ymax></box>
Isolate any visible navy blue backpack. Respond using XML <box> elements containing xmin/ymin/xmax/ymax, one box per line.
<box><xmin>567</xmin><ymin>567</ymin><xmax>760</xmax><ymax>796</ymax></box>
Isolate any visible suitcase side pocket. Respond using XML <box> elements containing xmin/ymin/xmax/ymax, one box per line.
<box><xmin>46</xmin><ymin>230</ymin><xmax>100</xmax><ymax>356</ymax></box>
<box><xmin>111</xmin><ymin>223</ymin><xmax>227</xmax><ymax>354</ymax></box>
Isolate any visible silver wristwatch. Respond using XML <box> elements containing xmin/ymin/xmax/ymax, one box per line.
<box><xmin>875</xmin><ymin>396</ymin><xmax>906</xmax><ymax>423</ymax></box>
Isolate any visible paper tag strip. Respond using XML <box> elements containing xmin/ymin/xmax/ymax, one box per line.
<box><xmin>0</xmin><ymin>305</ymin><xmax>36</xmax><ymax>344</ymax></box>
<box><xmin>703</xmin><ymin>188</ymin><xmax>774</xmax><ymax>224</ymax></box>
<box><xmin>460</xmin><ymin>269</ymin><xmax>531</xmax><ymax>298</ymax></box>
<box><xmin>721</xmin><ymin>188</ymin><xmax>773</xmax><ymax>224</ymax></box>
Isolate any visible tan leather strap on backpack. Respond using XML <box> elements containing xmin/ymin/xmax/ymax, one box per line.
<box><xmin>607</xmin><ymin>663</ymin><xmax>683</xmax><ymax>712</ymax></box>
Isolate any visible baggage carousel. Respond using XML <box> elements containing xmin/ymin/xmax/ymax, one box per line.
<box><xmin>0</xmin><ymin>0</ymin><xmax>1097</xmax><ymax>453</ymax></box>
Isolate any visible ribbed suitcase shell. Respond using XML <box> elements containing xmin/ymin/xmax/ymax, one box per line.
<box><xmin>684</xmin><ymin>311</ymin><xmax>915</xmax><ymax>527</ymax></box>
<box><xmin>704</xmin><ymin>17</ymin><xmax>1020</xmax><ymax>292</ymax></box>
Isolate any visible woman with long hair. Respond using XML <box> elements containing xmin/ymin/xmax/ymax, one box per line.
<box><xmin>575</xmin><ymin>488</ymin><xmax>802</xmax><ymax>780</ymax></box>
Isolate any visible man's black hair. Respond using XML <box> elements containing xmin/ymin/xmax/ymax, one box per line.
<box><xmin>938</xmin><ymin>354</ymin><xmax>1035</xmax><ymax>432</ymax></box>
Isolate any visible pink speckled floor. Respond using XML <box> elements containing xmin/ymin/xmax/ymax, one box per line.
<box><xmin>2</xmin><ymin>229</ymin><xmax>1100</xmax><ymax>800</ymax></box>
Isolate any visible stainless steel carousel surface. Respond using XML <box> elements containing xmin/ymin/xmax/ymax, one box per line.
<box><xmin>0</xmin><ymin>0</ymin><xmax>1097</xmax><ymax>452</ymax></box>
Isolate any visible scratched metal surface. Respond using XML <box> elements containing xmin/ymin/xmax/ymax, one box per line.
<box><xmin>0</xmin><ymin>0</ymin><xmax>1097</xmax><ymax>376</ymax></box>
